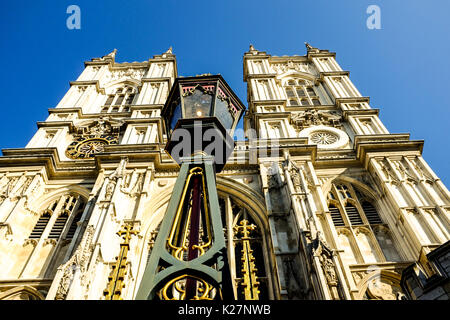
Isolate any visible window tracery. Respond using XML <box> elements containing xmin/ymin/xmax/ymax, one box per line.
<box><xmin>218</xmin><ymin>195</ymin><xmax>270</xmax><ymax>300</ymax></box>
<box><xmin>327</xmin><ymin>182</ymin><xmax>401</xmax><ymax>263</ymax></box>
<box><xmin>101</xmin><ymin>86</ymin><xmax>136</xmax><ymax>113</ymax></box>
<box><xmin>284</xmin><ymin>79</ymin><xmax>321</xmax><ymax>106</ymax></box>
<box><xmin>144</xmin><ymin>194</ymin><xmax>272</xmax><ymax>300</ymax></box>
<box><xmin>29</xmin><ymin>195</ymin><xmax>86</xmax><ymax>241</ymax></box>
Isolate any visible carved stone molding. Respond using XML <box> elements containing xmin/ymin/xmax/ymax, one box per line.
<box><xmin>54</xmin><ymin>225</ymin><xmax>95</xmax><ymax>300</ymax></box>
<box><xmin>43</xmin><ymin>239</ymin><xmax>57</xmax><ymax>246</ymax></box>
<box><xmin>103</xmin><ymin>68</ymin><xmax>146</xmax><ymax>84</ymax></box>
<box><xmin>157</xmin><ymin>179</ymin><xmax>168</xmax><ymax>187</ymax></box>
<box><xmin>286</xmin><ymin>161</ymin><xmax>303</xmax><ymax>193</ymax></box>
<box><xmin>353</xmin><ymin>226</ymin><xmax>371</xmax><ymax>236</ymax></box>
<box><xmin>311</xmin><ymin>232</ymin><xmax>342</xmax><ymax>299</ymax></box>
<box><xmin>366</xmin><ymin>277</ymin><xmax>403</xmax><ymax>300</ymax></box>
<box><xmin>291</xmin><ymin>109</ymin><xmax>342</xmax><ymax>132</ymax></box>
<box><xmin>103</xmin><ymin>157</ymin><xmax>129</xmax><ymax>201</ymax></box>
<box><xmin>271</xmin><ymin>60</ymin><xmax>317</xmax><ymax>76</ymax></box>
<box><xmin>0</xmin><ymin>222</ymin><xmax>13</xmax><ymax>240</ymax></box>
<box><xmin>23</xmin><ymin>238</ymin><xmax>38</xmax><ymax>247</ymax></box>
<box><xmin>121</xmin><ymin>171</ymin><xmax>144</xmax><ymax>197</ymax></box>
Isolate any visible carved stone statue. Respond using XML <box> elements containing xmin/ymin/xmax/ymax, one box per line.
<box><xmin>305</xmin><ymin>42</ymin><xmax>320</xmax><ymax>53</ymax></box>
<box><xmin>104</xmin><ymin>179</ymin><xmax>116</xmax><ymax>201</ymax></box>
<box><xmin>321</xmin><ymin>256</ymin><xmax>338</xmax><ymax>286</ymax></box>
<box><xmin>312</xmin><ymin>231</ymin><xmax>341</xmax><ymax>299</ymax></box>
<box><xmin>89</xmin><ymin>118</ymin><xmax>112</xmax><ymax>136</ymax></box>
<box><xmin>291</xmin><ymin>109</ymin><xmax>342</xmax><ymax>131</ymax></box>
<box><xmin>289</xmin><ymin>168</ymin><xmax>302</xmax><ymax>193</ymax></box>
<box><xmin>55</xmin><ymin>264</ymin><xmax>76</xmax><ymax>300</ymax></box>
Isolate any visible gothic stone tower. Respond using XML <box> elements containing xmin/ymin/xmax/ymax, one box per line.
<box><xmin>0</xmin><ymin>44</ymin><xmax>448</xmax><ymax>300</ymax></box>
<box><xmin>242</xmin><ymin>43</ymin><xmax>450</xmax><ymax>300</ymax></box>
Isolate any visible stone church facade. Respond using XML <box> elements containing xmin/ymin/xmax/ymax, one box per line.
<box><xmin>0</xmin><ymin>44</ymin><xmax>448</xmax><ymax>300</ymax></box>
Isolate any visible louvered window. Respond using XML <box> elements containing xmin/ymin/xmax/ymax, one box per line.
<box><xmin>28</xmin><ymin>195</ymin><xmax>86</xmax><ymax>241</ymax></box>
<box><xmin>345</xmin><ymin>204</ymin><xmax>363</xmax><ymax>225</ymax></box>
<box><xmin>29</xmin><ymin>213</ymin><xmax>51</xmax><ymax>239</ymax></box>
<box><xmin>362</xmin><ymin>201</ymin><xmax>382</xmax><ymax>224</ymax></box>
<box><xmin>327</xmin><ymin>182</ymin><xmax>400</xmax><ymax>264</ymax></box>
<box><xmin>48</xmin><ymin>213</ymin><xmax>68</xmax><ymax>239</ymax></box>
<box><xmin>330</xmin><ymin>205</ymin><xmax>345</xmax><ymax>226</ymax></box>
<box><xmin>286</xmin><ymin>88</ymin><xmax>295</xmax><ymax>97</ymax></box>
<box><xmin>105</xmin><ymin>95</ymin><xmax>115</xmax><ymax>105</ymax></box>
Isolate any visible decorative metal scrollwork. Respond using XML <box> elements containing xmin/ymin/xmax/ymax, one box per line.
<box><xmin>136</xmin><ymin>161</ymin><xmax>233</xmax><ymax>300</ymax></box>
<box><xmin>234</xmin><ymin>219</ymin><xmax>260</xmax><ymax>300</ymax></box>
<box><xmin>167</xmin><ymin>167</ymin><xmax>212</xmax><ymax>261</ymax></box>
<box><xmin>103</xmin><ymin>224</ymin><xmax>138</xmax><ymax>300</ymax></box>
<box><xmin>158</xmin><ymin>274</ymin><xmax>219</xmax><ymax>300</ymax></box>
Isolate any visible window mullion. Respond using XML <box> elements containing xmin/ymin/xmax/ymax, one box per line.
<box><xmin>305</xmin><ymin>88</ymin><xmax>311</xmax><ymax>105</ymax></box>
<box><xmin>334</xmin><ymin>185</ymin><xmax>351</xmax><ymax>227</ymax></box>
<box><xmin>367</xmin><ymin>224</ymin><xmax>388</xmax><ymax>262</ymax></box>
<box><xmin>293</xmin><ymin>85</ymin><xmax>300</xmax><ymax>105</ymax></box>
<box><xmin>225</xmin><ymin>196</ymin><xmax>238</xmax><ymax>298</ymax></box>
<box><xmin>334</xmin><ymin>185</ymin><xmax>365</xmax><ymax>264</ymax></box>
<box><xmin>41</xmin><ymin>195</ymin><xmax>67</xmax><ymax>240</ymax></box>
<box><xmin>60</xmin><ymin>195</ymin><xmax>83</xmax><ymax>240</ymax></box>
<box><xmin>348</xmin><ymin>185</ymin><xmax>370</xmax><ymax>225</ymax></box>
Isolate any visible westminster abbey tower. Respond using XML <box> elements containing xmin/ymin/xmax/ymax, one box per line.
<box><xmin>0</xmin><ymin>44</ymin><xmax>448</xmax><ymax>300</ymax></box>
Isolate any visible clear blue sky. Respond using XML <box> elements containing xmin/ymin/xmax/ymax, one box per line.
<box><xmin>1</xmin><ymin>0</ymin><xmax>449</xmax><ymax>185</ymax></box>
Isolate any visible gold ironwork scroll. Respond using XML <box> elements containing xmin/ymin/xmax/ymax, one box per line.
<box><xmin>103</xmin><ymin>223</ymin><xmax>137</xmax><ymax>300</ymax></box>
<box><xmin>234</xmin><ymin>219</ymin><xmax>260</xmax><ymax>300</ymax></box>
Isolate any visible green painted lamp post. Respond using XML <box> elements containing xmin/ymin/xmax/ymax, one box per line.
<box><xmin>136</xmin><ymin>75</ymin><xmax>245</xmax><ymax>300</ymax></box>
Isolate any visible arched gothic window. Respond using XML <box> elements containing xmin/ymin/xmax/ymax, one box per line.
<box><xmin>102</xmin><ymin>86</ymin><xmax>136</xmax><ymax>113</ymax></box>
<box><xmin>29</xmin><ymin>212</ymin><xmax>51</xmax><ymax>239</ymax></box>
<box><xmin>327</xmin><ymin>182</ymin><xmax>401</xmax><ymax>264</ymax></box>
<box><xmin>145</xmin><ymin>194</ymin><xmax>272</xmax><ymax>300</ymax></box>
<box><xmin>284</xmin><ymin>79</ymin><xmax>321</xmax><ymax>106</ymax></box>
<box><xmin>29</xmin><ymin>194</ymin><xmax>86</xmax><ymax>241</ymax></box>
<box><xmin>218</xmin><ymin>195</ymin><xmax>270</xmax><ymax>300</ymax></box>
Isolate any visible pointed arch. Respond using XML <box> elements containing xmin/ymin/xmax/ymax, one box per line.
<box><xmin>0</xmin><ymin>285</ymin><xmax>45</xmax><ymax>300</ymax></box>
<box><xmin>103</xmin><ymin>79</ymin><xmax>142</xmax><ymax>94</ymax></box>
<box><xmin>324</xmin><ymin>175</ymin><xmax>403</xmax><ymax>265</ymax></box>
<box><xmin>133</xmin><ymin>176</ymin><xmax>274</xmax><ymax>299</ymax></box>
<box><xmin>35</xmin><ymin>185</ymin><xmax>90</xmax><ymax>213</ymax></box>
<box><xmin>355</xmin><ymin>270</ymin><xmax>403</xmax><ymax>300</ymax></box>
<box><xmin>322</xmin><ymin>175</ymin><xmax>379</xmax><ymax>201</ymax></box>
<box><xmin>276</xmin><ymin>69</ymin><xmax>317</xmax><ymax>85</ymax></box>
<box><xmin>28</xmin><ymin>186</ymin><xmax>89</xmax><ymax>241</ymax></box>
<box><xmin>216</xmin><ymin>176</ymin><xmax>268</xmax><ymax>232</ymax></box>
<box><xmin>138</xmin><ymin>176</ymin><xmax>269</xmax><ymax>251</ymax></box>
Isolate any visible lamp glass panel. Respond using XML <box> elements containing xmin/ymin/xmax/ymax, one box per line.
<box><xmin>183</xmin><ymin>89</ymin><xmax>212</xmax><ymax>118</ymax></box>
<box><xmin>170</xmin><ymin>102</ymin><xmax>182</xmax><ymax>131</ymax></box>
<box><xmin>215</xmin><ymin>97</ymin><xmax>234</xmax><ymax>130</ymax></box>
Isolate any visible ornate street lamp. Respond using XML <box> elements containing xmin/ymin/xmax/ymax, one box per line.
<box><xmin>136</xmin><ymin>74</ymin><xmax>245</xmax><ymax>300</ymax></box>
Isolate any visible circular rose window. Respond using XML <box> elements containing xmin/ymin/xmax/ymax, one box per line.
<box><xmin>310</xmin><ymin>131</ymin><xmax>339</xmax><ymax>145</ymax></box>
<box><xmin>299</xmin><ymin>125</ymin><xmax>349</xmax><ymax>149</ymax></box>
